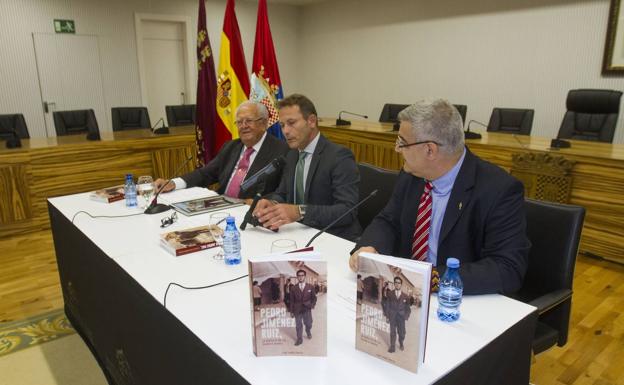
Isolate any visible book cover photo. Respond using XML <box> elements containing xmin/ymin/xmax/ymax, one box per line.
<box><xmin>159</xmin><ymin>224</ymin><xmax>221</xmax><ymax>256</ymax></box>
<box><xmin>171</xmin><ymin>195</ymin><xmax>243</xmax><ymax>216</ymax></box>
<box><xmin>355</xmin><ymin>252</ymin><xmax>432</xmax><ymax>373</ymax></box>
<box><xmin>248</xmin><ymin>252</ymin><xmax>327</xmax><ymax>357</ymax></box>
<box><xmin>89</xmin><ymin>185</ymin><xmax>125</xmax><ymax>203</ymax></box>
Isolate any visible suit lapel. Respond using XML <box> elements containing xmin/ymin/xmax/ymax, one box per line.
<box><xmin>223</xmin><ymin>140</ymin><xmax>243</xmax><ymax>182</ymax></box>
<box><xmin>304</xmin><ymin>135</ymin><xmax>326</xmax><ymax>202</ymax></box>
<box><xmin>438</xmin><ymin>149</ymin><xmax>476</xmax><ymax>245</ymax></box>
<box><xmin>285</xmin><ymin>149</ymin><xmax>298</xmax><ymax>202</ymax></box>
<box><xmin>244</xmin><ymin>135</ymin><xmax>272</xmax><ymax>181</ymax></box>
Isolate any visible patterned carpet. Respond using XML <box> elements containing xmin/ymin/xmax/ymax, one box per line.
<box><xmin>0</xmin><ymin>309</ymin><xmax>75</xmax><ymax>357</ymax></box>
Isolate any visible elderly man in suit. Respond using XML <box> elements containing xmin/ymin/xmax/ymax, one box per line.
<box><xmin>290</xmin><ymin>269</ymin><xmax>317</xmax><ymax>346</ymax></box>
<box><xmin>384</xmin><ymin>277</ymin><xmax>411</xmax><ymax>353</ymax></box>
<box><xmin>350</xmin><ymin>99</ymin><xmax>530</xmax><ymax>295</ymax></box>
<box><xmin>253</xmin><ymin>94</ymin><xmax>361</xmax><ymax>241</ymax></box>
<box><xmin>154</xmin><ymin>101</ymin><xmax>289</xmax><ymax>199</ymax></box>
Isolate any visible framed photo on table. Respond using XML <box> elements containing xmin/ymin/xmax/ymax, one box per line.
<box><xmin>604</xmin><ymin>0</ymin><xmax>624</xmax><ymax>74</ymax></box>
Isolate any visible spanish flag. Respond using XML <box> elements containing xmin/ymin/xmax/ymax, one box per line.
<box><xmin>216</xmin><ymin>0</ymin><xmax>250</xmax><ymax>151</ymax></box>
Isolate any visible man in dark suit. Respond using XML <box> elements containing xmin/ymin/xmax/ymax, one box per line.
<box><xmin>384</xmin><ymin>277</ymin><xmax>411</xmax><ymax>353</ymax></box>
<box><xmin>350</xmin><ymin>99</ymin><xmax>530</xmax><ymax>295</ymax></box>
<box><xmin>154</xmin><ymin>101</ymin><xmax>289</xmax><ymax>199</ymax></box>
<box><xmin>290</xmin><ymin>269</ymin><xmax>317</xmax><ymax>346</ymax></box>
<box><xmin>253</xmin><ymin>94</ymin><xmax>361</xmax><ymax>240</ymax></box>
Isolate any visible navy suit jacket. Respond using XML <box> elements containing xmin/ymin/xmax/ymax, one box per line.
<box><xmin>268</xmin><ymin>134</ymin><xmax>362</xmax><ymax>241</ymax></box>
<box><xmin>357</xmin><ymin>149</ymin><xmax>530</xmax><ymax>295</ymax></box>
<box><xmin>180</xmin><ymin>134</ymin><xmax>289</xmax><ymax>199</ymax></box>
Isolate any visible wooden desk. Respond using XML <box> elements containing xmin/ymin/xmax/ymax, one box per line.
<box><xmin>0</xmin><ymin>127</ymin><xmax>198</xmax><ymax>239</ymax></box>
<box><xmin>319</xmin><ymin>119</ymin><xmax>624</xmax><ymax>265</ymax></box>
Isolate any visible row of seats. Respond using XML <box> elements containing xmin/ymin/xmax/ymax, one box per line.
<box><xmin>0</xmin><ymin>105</ymin><xmax>196</xmax><ymax>138</ymax></box>
<box><xmin>380</xmin><ymin>89</ymin><xmax>623</xmax><ymax>143</ymax></box>
<box><xmin>358</xmin><ymin>162</ymin><xmax>585</xmax><ymax>356</ymax></box>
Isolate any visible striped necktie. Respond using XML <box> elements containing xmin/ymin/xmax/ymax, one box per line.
<box><xmin>412</xmin><ymin>181</ymin><xmax>433</xmax><ymax>261</ymax></box>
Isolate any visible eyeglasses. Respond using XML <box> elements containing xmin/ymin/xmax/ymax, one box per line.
<box><xmin>234</xmin><ymin>117</ymin><xmax>263</xmax><ymax>127</ymax></box>
<box><xmin>395</xmin><ymin>136</ymin><xmax>442</xmax><ymax>149</ymax></box>
<box><xmin>160</xmin><ymin>212</ymin><xmax>178</xmax><ymax>228</ymax></box>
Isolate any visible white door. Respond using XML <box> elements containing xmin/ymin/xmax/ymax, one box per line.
<box><xmin>141</xmin><ymin>20</ymin><xmax>188</xmax><ymax>126</ymax></box>
<box><xmin>32</xmin><ymin>33</ymin><xmax>107</xmax><ymax>136</ymax></box>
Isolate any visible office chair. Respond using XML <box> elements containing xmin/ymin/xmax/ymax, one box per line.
<box><xmin>511</xmin><ymin>199</ymin><xmax>585</xmax><ymax>354</ymax></box>
<box><xmin>166</xmin><ymin>105</ymin><xmax>196</xmax><ymax>127</ymax></box>
<box><xmin>487</xmin><ymin>108</ymin><xmax>534</xmax><ymax>135</ymax></box>
<box><xmin>379</xmin><ymin>104</ymin><xmax>409</xmax><ymax>123</ymax></box>
<box><xmin>453</xmin><ymin>104</ymin><xmax>467</xmax><ymax>127</ymax></box>
<box><xmin>0</xmin><ymin>113</ymin><xmax>29</xmax><ymax>139</ymax></box>
<box><xmin>53</xmin><ymin>109</ymin><xmax>100</xmax><ymax>136</ymax></box>
<box><xmin>357</xmin><ymin>163</ymin><xmax>399</xmax><ymax>229</ymax></box>
<box><xmin>557</xmin><ymin>89</ymin><xmax>622</xmax><ymax>143</ymax></box>
<box><xmin>112</xmin><ymin>107</ymin><xmax>151</xmax><ymax>131</ymax></box>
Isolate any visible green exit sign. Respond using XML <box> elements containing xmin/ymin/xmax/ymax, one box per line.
<box><xmin>54</xmin><ymin>19</ymin><xmax>75</xmax><ymax>34</ymax></box>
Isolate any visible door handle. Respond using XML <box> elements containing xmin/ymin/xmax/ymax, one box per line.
<box><xmin>43</xmin><ymin>101</ymin><xmax>56</xmax><ymax>113</ymax></box>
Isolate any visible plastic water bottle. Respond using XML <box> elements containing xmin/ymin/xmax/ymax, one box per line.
<box><xmin>222</xmin><ymin>216</ymin><xmax>241</xmax><ymax>265</ymax></box>
<box><xmin>437</xmin><ymin>257</ymin><xmax>463</xmax><ymax>322</ymax></box>
<box><xmin>124</xmin><ymin>174</ymin><xmax>137</xmax><ymax>208</ymax></box>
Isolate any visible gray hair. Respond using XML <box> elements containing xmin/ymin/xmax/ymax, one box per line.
<box><xmin>236</xmin><ymin>101</ymin><xmax>269</xmax><ymax>120</ymax></box>
<box><xmin>397</xmin><ymin>99</ymin><xmax>465</xmax><ymax>154</ymax></box>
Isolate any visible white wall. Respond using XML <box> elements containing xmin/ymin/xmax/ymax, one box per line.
<box><xmin>0</xmin><ymin>0</ymin><xmax>299</xmax><ymax>137</ymax></box>
<box><xmin>297</xmin><ymin>0</ymin><xmax>624</xmax><ymax>143</ymax></box>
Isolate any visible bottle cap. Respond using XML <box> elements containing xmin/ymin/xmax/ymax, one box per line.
<box><xmin>226</xmin><ymin>216</ymin><xmax>235</xmax><ymax>225</ymax></box>
<box><xmin>125</xmin><ymin>173</ymin><xmax>133</xmax><ymax>179</ymax></box>
<box><xmin>446</xmin><ymin>257</ymin><xmax>460</xmax><ymax>268</ymax></box>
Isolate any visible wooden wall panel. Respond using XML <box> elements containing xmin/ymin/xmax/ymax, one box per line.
<box><xmin>320</xmin><ymin>121</ymin><xmax>624</xmax><ymax>265</ymax></box>
<box><xmin>0</xmin><ymin>165</ymin><xmax>32</xmax><ymax>224</ymax></box>
<box><xmin>0</xmin><ymin>127</ymin><xmax>197</xmax><ymax>238</ymax></box>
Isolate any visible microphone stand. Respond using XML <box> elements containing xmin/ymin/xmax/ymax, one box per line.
<box><xmin>240</xmin><ymin>181</ymin><xmax>278</xmax><ymax>232</ymax></box>
<box><xmin>144</xmin><ymin>155</ymin><xmax>193</xmax><ymax>215</ymax></box>
<box><xmin>336</xmin><ymin>111</ymin><xmax>369</xmax><ymax>126</ymax></box>
<box><xmin>5</xmin><ymin>130</ymin><xmax>22</xmax><ymax>149</ymax></box>
<box><xmin>465</xmin><ymin>120</ymin><xmax>484</xmax><ymax>140</ymax></box>
<box><xmin>305</xmin><ymin>189</ymin><xmax>378</xmax><ymax>247</ymax></box>
<box><xmin>152</xmin><ymin>118</ymin><xmax>169</xmax><ymax>135</ymax></box>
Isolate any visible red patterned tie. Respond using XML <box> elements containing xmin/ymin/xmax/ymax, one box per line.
<box><xmin>412</xmin><ymin>181</ymin><xmax>433</xmax><ymax>261</ymax></box>
<box><xmin>225</xmin><ymin>147</ymin><xmax>255</xmax><ymax>198</ymax></box>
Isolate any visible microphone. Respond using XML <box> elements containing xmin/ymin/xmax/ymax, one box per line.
<box><xmin>144</xmin><ymin>155</ymin><xmax>193</xmax><ymax>214</ymax></box>
<box><xmin>151</xmin><ymin>118</ymin><xmax>169</xmax><ymax>135</ymax></box>
<box><xmin>465</xmin><ymin>120</ymin><xmax>484</xmax><ymax>140</ymax></box>
<box><xmin>550</xmin><ymin>138</ymin><xmax>571</xmax><ymax>149</ymax></box>
<box><xmin>239</xmin><ymin>156</ymin><xmax>286</xmax><ymax>197</ymax></box>
<box><xmin>5</xmin><ymin>129</ymin><xmax>22</xmax><ymax>149</ymax></box>
<box><xmin>305</xmin><ymin>189</ymin><xmax>378</xmax><ymax>247</ymax></box>
<box><xmin>336</xmin><ymin>111</ymin><xmax>368</xmax><ymax>126</ymax></box>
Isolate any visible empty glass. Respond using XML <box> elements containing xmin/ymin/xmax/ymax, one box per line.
<box><xmin>137</xmin><ymin>175</ymin><xmax>154</xmax><ymax>209</ymax></box>
<box><xmin>270</xmin><ymin>239</ymin><xmax>297</xmax><ymax>254</ymax></box>
<box><xmin>209</xmin><ymin>212</ymin><xmax>230</xmax><ymax>260</ymax></box>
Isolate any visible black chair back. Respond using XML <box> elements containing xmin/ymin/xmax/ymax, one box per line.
<box><xmin>557</xmin><ymin>89</ymin><xmax>622</xmax><ymax>143</ymax></box>
<box><xmin>0</xmin><ymin>114</ymin><xmax>29</xmax><ymax>139</ymax></box>
<box><xmin>487</xmin><ymin>108</ymin><xmax>534</xmax><ymax>135</ymax></box>
<box><xmin>379</xmin><ymin>104</ymin><xmax>409</xmax><ymax>123</ymax></box>
<box><xmin>357</xmin><ymin>163</ymin><xmax>399</xmax><ymax>229</ymax></box>
<box><xmin>112</xmin><ymin>107</ymin><xmax>151</xmax><ymax>131</ymax></box>
<box><xmin>513</xmin><ymin>199</ymin><xmax>585</xmax><ymax>354</ymax></box>
<box><xmin>166</xmin><ymin>105</ymin><xmax>196</xmax><ymax>127</ymax></box>
<box><xmin>53</xmin><ymin>109</ymin><xmax>100</xmax><ymax>136</ymax></box>
<box><xmin>453</xmin><ymin>104</ymin><xmax>467</xmax><ymax>127</ymax></box>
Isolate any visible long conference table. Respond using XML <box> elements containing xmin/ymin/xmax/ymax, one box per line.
<box><xmin>319</xmin><ymin>119</ymin><xmax>624</xmax><ymax>266</ymax></box>
<box><xmin>48</xmin><ymin>189</ymin><xmax>537</xmax><ymax>385</ymax></box>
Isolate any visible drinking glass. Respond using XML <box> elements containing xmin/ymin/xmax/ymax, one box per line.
<box><xmin>209</xmin><ymin>212</ymin><xmax>230</xmax><ymax>260</ymax></box>
<box><xmin>137</xmin><ymin>175</ymin><xmax>154</xmax><ymax>209</ymax></box>
<box><xmin>270</xmin><ymin>239</ymin><xmax>297</xmax><ymax>254</ymax></box>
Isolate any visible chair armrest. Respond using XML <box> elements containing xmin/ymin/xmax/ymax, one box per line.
<box><xmin>529</xmin><ymin>289</ymin><xmax>572</xmax><ymax>314</ymax></box>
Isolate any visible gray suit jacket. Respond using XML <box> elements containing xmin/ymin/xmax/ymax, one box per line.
<box><xmin>181</xmin><ymin>134</ymin><xmax>289</xmax><ymax>198</ymax></box>
<box><xmin>268</xmin><ymin>134</ymin><xmax>362</xmax><ymax>241</ymax></box>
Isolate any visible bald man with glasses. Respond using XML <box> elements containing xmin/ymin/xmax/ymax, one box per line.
<box><xmin>154</xmin><ymin>101</ymin><xmax>289</xmax><ymax>199</ymax></box>
<box><xmin>350</xmin><ymin>99</ymin><xmax>530</xmax><ymax>295</ymax></box>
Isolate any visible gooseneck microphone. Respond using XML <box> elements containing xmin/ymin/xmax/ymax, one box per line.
<box><xmin>151</xmin><ymin>117</ymin><xmax>169</xmax><ymax>135</ymax></box>
<box><xmin>239</xmin><ymin>156</ymin><xmax>286</xmax><ymax>197</ymax></box>
<box><xmin>5</xmin><ymin>129</ymin><xmax>22</xmax><ymax>149</ymax></box>
<box><xmin>465</xmin><ymin>120</ymin><xmax>485</xmax><ymax>140</ymax></box>
<box><xmin>144</xmin><ymin>155</ymin><xmax>193</xmax><ymax>215</ymax></box>
<box><xmin>305</xmin><ymin>189</ymin><xmax>378</xmax><ymax>247</ymax></box>
<box><xmin>336</xmin><ymin>111</ymin><xmax>369</xmax><ymax>126</ymax></box>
